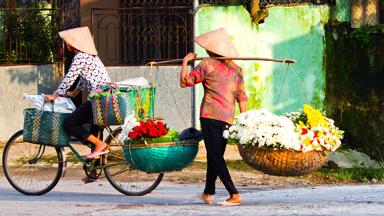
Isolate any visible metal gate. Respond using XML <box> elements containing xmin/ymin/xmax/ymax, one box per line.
<box><xmin>92</xmin><ymin>0</ymin><xmax>194</xmax><ymax>65</ymax></box>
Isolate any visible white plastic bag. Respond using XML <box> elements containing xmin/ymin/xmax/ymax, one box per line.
<box><xmin>115</xmin><ymin>77</ymin><xmax>149</xmax><ymax>87</ymax></box>
<box><xmin>23</xmin><ymin>94</ymin><xmax>76</xmax><ymax>113</ymax></box>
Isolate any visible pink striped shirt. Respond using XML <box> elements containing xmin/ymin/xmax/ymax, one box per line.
<box><xmin>185</xmin><ymin>58</ymin><xmax>247</xmax><ymax>125</ymax></box>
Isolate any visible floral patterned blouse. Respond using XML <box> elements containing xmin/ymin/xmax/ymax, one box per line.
<box><xmin>56</xmin><ymin>52</ymin><xmax>110</xmax><ymax>96</ymax></box>
<box><xmin>185</xmin><ymin>58</ymin><xmax>247</xmax><ymax>125</ymax></box>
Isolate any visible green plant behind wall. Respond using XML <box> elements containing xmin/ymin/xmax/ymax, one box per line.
<box><xmin>1</xmin><ymin>7</ymin><xmax>61</xmax><ymax>64</ymax></box>
<box><xmin>325</xmin><ymin>22</ymin><xmax>384</xmax><ymax>161</ymax></box>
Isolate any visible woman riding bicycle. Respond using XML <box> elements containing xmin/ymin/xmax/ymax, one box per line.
<box><xmin>45</xmin><ymin>26</ymin><xmax>110</xmax><ymax>159</ymax></box>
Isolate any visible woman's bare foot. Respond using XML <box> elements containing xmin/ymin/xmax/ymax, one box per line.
<box><xmin>227</xmin><ymin>194</ymin><xmax>242</xmax><ymax>203</ymax></box>
<box><xmin>94</xmin><ymin>142</ymin><xmax>108</xmax><ymax>152</ymax></box>
<box><xmin>84</xmin><ymin>142</ymin><xmax>109</xmax><ymax>159</ymax></box>
<box><xmin>201</xmin><ymin>193</ymin><xmax>213</xmax><ymax>204</ymax></box>
<box><xmin>218</xmin><ymin>194</ymin><xmax>242</xmax><ymax>206</ymax></box>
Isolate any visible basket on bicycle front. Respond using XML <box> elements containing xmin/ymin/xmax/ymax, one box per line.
<box><xmin>89</xmin><ymin>84</ymin><xmax>156</xmax><ymax>127</ymax></box>
<box><xmin>23</xmin><ymin>108</ymin><xmax>71</xmax><ymax>147</ymax></box>
<box><xmin>123</xmin><ymin>139</ymin><xmax>199</xmax><ymax>173</ymax></box>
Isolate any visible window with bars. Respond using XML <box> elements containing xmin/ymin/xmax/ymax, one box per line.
<box><xmin>120</xmin><ymin>7</ymin><xmax>194</xmax><ymax>65</ymax></box>
<box><xmin>120</xmin><ymin>0</ymin><xmax>194</xmax><ymax>65</ymax></box>
<box><xmin>199</xmin><ymin>0</ymin><xmax>332</xmax><ymax>7</ymax></box>
<box><xmin>122</xmin><ymin>0</ymin><xmax>193</xmax><ymax>7</ymax></box>
<box><xmin>351</xmin><ymin>0</ymin><xmax>384</xmax><ymax>27</ymax></box>
<box><xmin>93</xmin><ymin>0</ymin><xmax>194</xmax><ymax>65</ymax></box>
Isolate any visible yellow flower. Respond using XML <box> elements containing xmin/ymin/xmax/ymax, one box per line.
<box><xmin>303</xmin><ymin>104</ymin><xmax>327</xmax><ymax>127</ymax></box>
<box><xmin>302</xmin><ymin>137</ymin><xmax>311</xmax><ymax>146</ymax></box>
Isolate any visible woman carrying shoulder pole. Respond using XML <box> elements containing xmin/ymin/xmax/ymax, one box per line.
<box><xmin>180</xmin><ymin>28</ymin><xmax>247</xmax><ymax>206</ymax></box>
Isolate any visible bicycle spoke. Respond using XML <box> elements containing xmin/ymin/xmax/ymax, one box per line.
<box><xmin>103</xmin><ymin>127</ymin><xmax>163</xmax><ymax>196</ymax></box>
<box><xmin>3</xmin><ymin>131</ymin><xmax>63</xmax><ymax>195</ymax></box>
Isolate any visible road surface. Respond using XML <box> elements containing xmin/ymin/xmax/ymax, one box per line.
<box><xmin>0</xmin><ymin>177</ymin><xmax>384</xmax><ymax>216</ymax></box>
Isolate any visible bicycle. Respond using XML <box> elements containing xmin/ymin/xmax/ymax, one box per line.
<box><xmin>2</xmin><ymin>88</ymin><xmax>164</xmax><ymax>196</ymax></box>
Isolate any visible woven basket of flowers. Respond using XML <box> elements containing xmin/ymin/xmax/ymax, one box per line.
<box><xmin>237</xmin><ymin>146</ymin><xmax>330</xmax><ymax>176</ymax></box>
<box><xmin>224</xmin><ymin>104</ymin><xmax>344</xmax><ymax>176</ymax></box>
<box><xmin>119</xmin><ymin>115</ymin><xmax>199</xmax><ymax>173</ymax></box>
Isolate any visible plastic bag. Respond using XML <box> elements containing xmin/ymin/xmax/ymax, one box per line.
<box><xmin>115</xmin><ymin>77</ymin><xmax>149</xmax><ymax>87</ymax></box>
<box><xmin>179</xmin><ymin>127</ymin><xmax>203</xmax><ymax>141</ymax></box>
<box><xmin>23</xmin><ymin>94</ymin><xmax>76</xmax><ymax>113</ymax></box>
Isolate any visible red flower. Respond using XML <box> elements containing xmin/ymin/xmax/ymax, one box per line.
<box><xmin>127</xmin><ymin>119</ymin><xmax>169</xmax><ymax>142</ymax></box>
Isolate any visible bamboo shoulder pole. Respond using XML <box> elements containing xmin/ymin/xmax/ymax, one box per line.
<box><xmin>147</xmin><ymin>57</ymin><xmax>296</xmax><ymax>66</ymax></box>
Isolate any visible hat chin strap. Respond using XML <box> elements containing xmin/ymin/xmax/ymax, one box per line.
<box><xmin>66</xmin><ymin>44</ymin><xmax>77</xmax><ymax>53</ymax></box>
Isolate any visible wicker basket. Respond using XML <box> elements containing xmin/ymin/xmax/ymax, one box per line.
<box><xmin>123</xmin><ymin>140</ymin><xmax>199</xmax><ymax>173</ymax></box>
<box><xmin>238</xmin><ymin>145</ymin><xmax>329</xmax><ymax>176</ymax></box>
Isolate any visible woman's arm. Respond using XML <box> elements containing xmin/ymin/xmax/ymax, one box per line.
<box><xmin>56</xmin><ymin>54</ymin><xmax>85</xmax><ymax>96</ymax></box>
<box><xmin>44</xmin><ymin>53</ymin><xmax>84</xmax><ymax>102</ymax></box>
<box><xmin>180</xmin><ymin>52</ymin><xmax>197</xmax><ymax>88</ymax></box>
<box><xmin>236</xmin><ymin>68</ymin><xmax>247</xmax><ymax>113</ymax></box>
<box><xmin>239</xmin><ymin>100</ymin><xmax>247</xmax><ymax>113</ymax></box>
<box><xmin>44</xmin><ymin>91</ymin><xmax>60</xmax><ymax>102</ymax></box>
<box><xmin>66</xmin><ymin>87</ymin><xmax>81</xmax><ymax>97</ymax></box>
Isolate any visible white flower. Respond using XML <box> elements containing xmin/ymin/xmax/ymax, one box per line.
<box><xmin>225</xmin><ymin>108</ymin><xmax>344</xmax><ymax>152</ymax></box>
<box><xmin>118</xmin><ymin>113</ymin><xmax>140</xmax><ymax>141</ymax></box>
<box><xmin>224</xmin><ymin>109</ymin><xmax>300</xmax><ymax>150</ymax></box>
<box><xmin>223</xmin><ymin>130</ymin><xmax>230</xmax><ymax>139</ymax></box>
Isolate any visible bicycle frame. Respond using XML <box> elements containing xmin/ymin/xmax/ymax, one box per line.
<box><xmin>62</xmin><ymin>126</ymin><xmax>123</xmax><ymax>167</ymax></box>
<box><xmin>28</xmin><ymin>145</ymin><xmax>46</xmax><ymax>164</ymax></box>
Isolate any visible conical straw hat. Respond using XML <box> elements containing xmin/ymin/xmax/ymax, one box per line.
<box><xmin>59</xmin><ymin>26</ymin><xmax>98</xmax><ymax>55</ymax></box>
<box><xmin>195</xmin><ymin>28</ymin><xmax>239</xmax><ymax>57</ymax></box>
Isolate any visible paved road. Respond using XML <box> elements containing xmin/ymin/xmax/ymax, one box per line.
<box><xmin>0</xmin><ymin>177</ymin><xmax>384</xmax><ymax>216</ymax></box>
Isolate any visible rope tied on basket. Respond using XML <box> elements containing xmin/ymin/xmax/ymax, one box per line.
<box><xmin>146</xmin><ymin>56</ymin><xmax>297</xmax><ymax>126</ymax></box>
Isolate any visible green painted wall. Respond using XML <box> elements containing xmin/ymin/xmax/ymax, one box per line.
<box><xmin>195</xmin><ymin>5</ymin><xmax>330</xmax><ymax>123</ymax></box>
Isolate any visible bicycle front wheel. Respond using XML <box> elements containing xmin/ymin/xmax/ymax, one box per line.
<box><xmin>2</xmin><ymin>130</ymin><xmax>64</xmax><ymax>195</ymax></box>
<box><xmin>104</xmin><ymin>127</ymin><xmax>164</xmax><ymax>196</ymax></box>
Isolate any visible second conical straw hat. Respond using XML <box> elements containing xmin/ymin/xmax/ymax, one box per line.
<box><xmin>59</xmin><ymin>26</ymin><xmax>98</xmax><ymax>55</ymax></box>
<box><xmin>195</xmin><ymin>28</ymin><xmax>239</xmax><ymax>57</ymax></box>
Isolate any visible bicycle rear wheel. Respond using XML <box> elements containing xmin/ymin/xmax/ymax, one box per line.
<box><xmin>104</xmin><ymin>127</ymin><xmax>164</xmax><ymax>196</ymax></box>
<box><xmin>2</xmin><ymin>130</ymin><xmax>64</xmax><ymax>195</ymax></box>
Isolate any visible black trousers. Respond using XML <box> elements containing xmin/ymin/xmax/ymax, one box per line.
<box><xmin>200</xmin><ymin>118</ymin><xmax>239</xmax><ymax>195</ymax></box>
<box><xmin>63</xmin><ymin>100</ymin><xmax>102</xmax><ymax>144</ymax></box>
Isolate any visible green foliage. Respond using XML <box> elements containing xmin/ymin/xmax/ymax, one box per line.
<box><xmin>378</xmin><ymin>160</ymin><xmax>384</xmax><ymax>170</ymax></box>
<box><xmin>348</xmin><ymin>25</ymin><xmax>384</xmax><ymax>47</ymax></box>
<box><xmin>1</xmin><ymin>8</ymin><xmax>61</xmax><ymax>64</ymax></box>
<box><xmin>317</xmin><ymin>168</ymin><xmax>384</xmax><ymax>183</ymax></box>
<box><xmin>226</xmin><ymin>160</ymin><xmax>255</xmax><ymax>172</ymax></box>
<box><xmin>324</xmin><ymin>22</ymin><xmax>384</xmax><ymax>161</ymax></box>
<box><xmin>199</xmin><ymin>0</ymin><xmax>250</xmax><ymax>6</ymax></box>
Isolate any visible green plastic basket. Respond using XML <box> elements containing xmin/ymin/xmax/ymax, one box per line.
<box><xmin>123</xmin><ymin>140</ymin><xmax>199</xmax><ymax>173</ymax></box>
<box><xmin>90</xmin><ymin>85</ymin><xmax>156</xmax><ymax>124</ymax></box>
<box><xmin>23</xmin><ymin>108</ymin><xmax>70</xmax><ymax>146</ymax></box>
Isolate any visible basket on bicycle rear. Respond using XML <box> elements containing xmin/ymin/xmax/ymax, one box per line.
<box><xmin>89</xmin><ymin>84</ymin><xmax>156</xmax><ymax>127</ymax></box>
<box><xmin>23</xmin><ymin>108</ymin><xmax>70</xmax><ymax>146</ymax></box>
<box><xmin>123</xmin><ymin>139</ymin><xmax>199</xmax><ymax>173</ymax></box>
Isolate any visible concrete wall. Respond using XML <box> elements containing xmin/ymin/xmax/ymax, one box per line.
<box><xmin>107</xmin><ymin>66</ymin><xmax>193</xmax><ymax>131</ymax></box>
<box><xmin>0</xmin><ymin>65</ymin><xmax>192</xmax><ymax>141</ymax></box>
<box><xmin>0</xmin><ymin>65</ymin><xmax>58</xmax><ymax>141</ymax></box>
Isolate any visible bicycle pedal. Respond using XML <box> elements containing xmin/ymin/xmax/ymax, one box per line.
<box><xmin>81</xmin><ymin>176</ymin><xmax>98</xmax><ymax>184</ymax></box>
